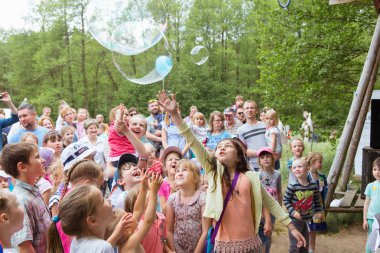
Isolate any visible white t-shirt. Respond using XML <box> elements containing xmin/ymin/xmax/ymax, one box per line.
<box><xmin>70</xmin><ymin>237</ymin><xmax>114</xmax><ymax>253</ymax></box>
<box><xmin>36</xmin><ymin>177</ymin><xmax>53</xmax><ymax>195</ymax></box>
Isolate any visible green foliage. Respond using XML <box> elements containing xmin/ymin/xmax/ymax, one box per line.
<box><xmin>0</xmin><ymin>0</ymin><xmax>377</xmax><ymax>132</ymax></box>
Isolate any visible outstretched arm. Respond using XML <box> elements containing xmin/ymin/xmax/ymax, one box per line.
<box><xmin>120</xmin><ymin>173</ymin><xmax>163</xmax><ymax>251</ymax></box>
<box><xmin>132</xmin><ymin>173</ymin><xmax>149</xmax><ymax>221</ymax></box>
<box><xmin>157</xmin><ymin>91</ymin><xmax>211</xmax><ymax>172</ymax></box>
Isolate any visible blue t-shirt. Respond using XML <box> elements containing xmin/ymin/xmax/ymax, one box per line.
<box><xmin>365</xmin><ymin>180</ymin><xmax>380</xmax><ymax>220</ymax></box>
<box><xmin>8</xmin><ymin>126</ymin><xmax>49</xmax><ymax>147</ymax></box>
<box><xmin>206</xmin><ymin>131</ymin><xmax>231</xmax><ymax>150</ymax></box>
<box><xmin>0</xmin><ymin>114</ymin><xmax>19</xmax><ymax>150</ymax></box>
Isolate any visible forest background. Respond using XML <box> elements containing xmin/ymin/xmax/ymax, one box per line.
<box><xmin>0</xmin><ymin>0</ymin><xmax>377</xmax><ymax>140</ymax></box>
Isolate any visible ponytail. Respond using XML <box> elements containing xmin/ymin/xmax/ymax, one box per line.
<box><xmin>47</xmin><ymin>216</ymin><xmax>64</xmax><ymax>253</ymax></box>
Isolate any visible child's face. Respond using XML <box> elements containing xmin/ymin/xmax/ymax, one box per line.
<box><xmin>1</xmin><ymin>191</ymin><xmax>24</xmax><ymax>234</ymax></box>
<box><xmin>77</xmin><ymin>110</ymin><xmax>88</xmax><ymax>122</ymax></box>
<box><xmin>129</xmin><ymin>118</ymin><xmax>146</xmax><ymax>139</ymax></box>
<box><xmin>164</xmin><ymin>153</ymin><xmax>180</xmax><ymax>178</ymax></box>
<box><xmin>291</xmin><ymin>140</ymin><xmax>304</xmax><ymax>158</ymax></box>
<box><xmin>175</xmin><ymin>164</ymin><xmax>196</xmax><ymax>188</ymax></box>
<box><xmin>266</xmin><ymin>115</ymin><xmax>275</xmax><ymax>126</ymax></box>
<box><xmin>92</xmin><ymin>189</ymin><xmax>115</xmax><ymax>228</ymax></box>
<box><xmin>259</xmin><ymin>153</ymin><xmax>274</xmax><ymax>169</ymax></box>
<box><xmin>0</xmin><ymin>176</ymin><xmax>9</xmax><ymax>189</ymax></box>
<box><xmin>45</xmin><ymin>138</ymin><xmax>63</xmax><ymax>155</ymax></box>
<box><xmin>373</xmin><ymin>165</ymin><xmax>380</xmax><ymax>181</ymax></box>
<box><xmin>194</xmin><ymin>117</ymin><xmax>204</xmax><ymax>127</ymax></box>
<box><xmin>118</xmin><ymin>163</ymin><xmax>142</xmax><ymax>190</ymax></box>
<box><xmin>63</xmin><ymin>131</ymin><xmax>75</xmax><ymax>143</ymax></box>
<box><xmin>312</xmin><ymin>159</ymin><xmax>323</xmax><ymax>170</ymax></box>
<box><xmin>25</xmin><ymin>149</ymin><xmax>45</xmax><ymax>179</ymax></box>
<box><xmin>292</xmin><ymin>160</ymin><xmax>308</xmax><ymax>180</ymax></box>
<box><xmin>42</xmin><ymin>119</ymin><xmax>53</xmax><ymax>130</ymax></box>
<box><xmin>215</xmin><ymin>140</ymin><xmax>238</xmax><ymax>165</ymax></box>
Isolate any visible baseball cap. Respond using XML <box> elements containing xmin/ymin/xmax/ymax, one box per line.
<box><xmin>61</xmin><ymin>143</ymin><xmax>96</xmax><ymax>171</ymax></box>
<box><xmin>162</xmin><ymin>146</ymin><xmax>183</xmax><ymax>162</ymax></box>
<box><xmin>117</xmin><ymin>153</ymin><xmax>138</xmax><ymax>169</ymax></box>
<box><xmin>256</xmin><ymin>147</ymin><xmax>273</xmax><ymax>157</ymax></box>
<box><xmin>0</xmin><ymin>169</ymin><xmax>10</xmax><ymax>178</ymax></box>
<box><xmin>223</xmin><ymin>107</ymin><xmax>235</xmax><ymax>115</ymax></box>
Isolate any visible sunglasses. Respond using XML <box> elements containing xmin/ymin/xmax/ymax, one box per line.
<box><xmin>237</xmin><ymin>112</ymin><xmax>244</xmax><ymax>115</ymax></box>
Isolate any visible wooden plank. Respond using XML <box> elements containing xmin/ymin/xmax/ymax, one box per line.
<box><xmin>329</xmin><ymin>0</ymin><xmax>360</xmax><ymax>4</ymax></box>
<box><xmin>327</xmin><ymin>207</ymin><xmax>363</xmax><ymax>213</ymax></box>
<box><xmin>339</xmin><ymin>189</ymin><xmax>358</xmax><ymax>208</ymax></box>
<box><xmin>354</xmin><ymin>197</ymin><xmax>365</xmax><ymax>208</ymax></box>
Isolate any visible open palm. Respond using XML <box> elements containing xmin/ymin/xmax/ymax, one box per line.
<box><xmin>158</xmin><ymin>90</ymin><xmax>177</xmax><ymax>114</ymax></box>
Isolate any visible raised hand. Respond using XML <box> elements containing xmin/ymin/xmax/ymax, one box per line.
<box><xmin>157</xmin><ymin>90</ymin><xmax>177</xmax><ymax>115</ymax></box>
<box><xmin>148</xmin><ymin>172</ymin><xmax>163</xmax><ymax>194</ymax></box>
<box><xmin>115</xmin><ymin>104</ymin><xmax>130</xmax><ymax>134</ymax></box>
<box><xmin>0</xmin><ymin>91</ymin><xmax>11</xmax><ymax>102</ymax></box>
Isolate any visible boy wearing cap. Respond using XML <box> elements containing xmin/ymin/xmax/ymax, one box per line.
<box><xmin>1</xmin><ymin>142</ymin><xmax>51</xmax><ymax>253</ymax></box>
<box><xmin>109</xmin><ymin>153</ymin><xmax>143</xmax><ymax>209</ymax></box>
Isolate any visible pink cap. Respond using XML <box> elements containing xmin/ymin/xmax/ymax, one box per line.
<box><xmin>256</xmin><ymin>147</ymin><xmax>273</xmax><ymax>157</ymax></box>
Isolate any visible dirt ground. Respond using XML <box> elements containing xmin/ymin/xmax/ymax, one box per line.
<box><xmin>270</xmin><ymin>223</ymin><xmax>367</xmax><ymax>253</ymax></box>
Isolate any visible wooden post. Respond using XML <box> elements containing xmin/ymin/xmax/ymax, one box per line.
<box><xmin>338</xmin><ymin>48</ymin><xmax>380</xmax><ymax>192</ymax></box>
<box><xmin>326</xmin><ymin>15</ymin><xmax>380</xmax><ymax>210</ymax></box>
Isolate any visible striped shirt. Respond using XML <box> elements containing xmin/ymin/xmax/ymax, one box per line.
<box><xmin>283</xmin><ymin>179</ymin><xmax>322</xmax><ymax>221</ymax></box>
<box><xmin>11</xmin><ymin>180</ymin><xmax>51</xmax><ymax>253</ymax></box>
<box><xmin>237</xmin><ymin>121</ymin><xmax>267</xmax><ymax>170</ymax></box>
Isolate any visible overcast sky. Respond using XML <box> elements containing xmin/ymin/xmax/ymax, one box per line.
<box><xmin>0</xmin><ymin>0</ymin><xmax>35</xmax><ymax>30</ymax></box>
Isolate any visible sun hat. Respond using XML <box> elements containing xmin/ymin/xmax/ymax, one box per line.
<box><xmin>256</xmin><ymin>147</ymin><xmax>274</xmax><ymax>157</ymax></box>
<box><xmin>0</xmin><ymin>169</ymin><xmax>10</xmax><ymax>178</ymax></box>
<box><xmin>161</xmin><ymin>146</ymin><xmax>183</xmax><ymax>162</ymax></box>
<box><xmin>61</xmin><ymin>142</ymin><xmax>96</xmax><ymax>171</ymax></box>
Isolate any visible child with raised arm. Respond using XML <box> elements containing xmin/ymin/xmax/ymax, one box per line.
<box><xmin>166</xmin><ymin>159</ymin><xmax>207</xmax><ymax>253</ymax></box>
<box><xmin>158</xmin><ymin>91</ymin><xmax>306</xmax><ymax>253</ymax></box>
<box><xmin>1</xmin><ymin>143</ymin><xmax>51</xmax><ymax>253</ymax></box>
<box><xmin>363</xmin><ymin>158</ymin><xmax>380</xmax><ymax>253</ymax></box>
<box><xmin>283</xmin><ymin>158</ymin><xmax>323</xmax><ymax>253</ymax></box>
<box><xmin>49</xmin><ymin>184</ymin><xmax>133</xmax><ymax>253</ymax></box>
<box><xmin>119</xmin><ymin>173</ymin><xmax>163</xmax><ymax>252</ymax></box>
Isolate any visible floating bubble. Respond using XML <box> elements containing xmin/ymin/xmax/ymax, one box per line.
<box><xmin>86</xmin><ymin>0</ymin><xmax>167</xmax><ymax>52</ymax></box>
<box><xmin>190</xmin><ymin>46</ymin><xmax>209</xmax><ymax>65</ymax></box>
<box><xmin>112</xmin><ymin>24</ymin><xmax>173</xmax><ymax>85</ymax></box>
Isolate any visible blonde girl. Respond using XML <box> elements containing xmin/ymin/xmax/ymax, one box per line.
<box><xmin>306</xmin><ymin>152</ymin><xmax>327</xmax><ymax>253</ymax></box>
<box><xmin>0</xmin><ymin>190</ymin><xmax>24</xmax><ymax>253</ymax></box>
<box><xmin>38</xmin><ymin>116</ymin><xmax>55</xmax><ymax>130</ymax></box>
<box><xmin>76</xmin><ymin>108</ymin><xmax>90</xmax><ymax>139</ymax></box>
<box><xmin>60</xmin><ymin>126</ymin><xmax>75</xmax><ymax>149</ymax></box>
<box><xmin>287</xmin><ymin>138</ymin><xmax>305</xmax><ymax>184</ymax></box>
<box><xmin>47</xmin><ymin>160</ymin><xmax>105</xmax><ymax>253</ymax></box>
<box><xmin>190</xmin><ymin>112</ymin><xmax>207</xmax><ymax>144</ymax></box>
<box><xmin>265</xmin><ymin>109</ymin><xmax>282</xmax><ymax>161</ymax></box>
<box><xmin>159</xmin><ymin>91</ymin><xmax>306</xmax><ymax>253</ymax></box>
<box><xmin>48</xmin><ymin>184</ymin><xmax>133</xmax><ymax>253</ymax></box>
<box><xmin>166</xmin><ymin>159</ymin><xmax>208</xmax><ymax>253</ymax></box>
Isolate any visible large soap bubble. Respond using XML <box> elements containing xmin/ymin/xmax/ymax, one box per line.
<box><xmin>190</xmin><ymin>46</ymin><xmax>209</xmax><ymax>65</ymax></box>
<box><xmin>86</xmin><ymin>0</ymin><xmax>167</xmax><ymax>52</ymax></box>
<box><xmin>112</xmin><ymin>24</ymin><xmax>173</xmax><ymax>85</ymax></box>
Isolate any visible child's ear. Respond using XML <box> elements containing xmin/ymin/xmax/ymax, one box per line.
<box><xmin>16</xmin><ymin>161</ymin><xmax>27</xmax><ymax>174</ymax></box>
<box><xmin>117</xmin><ymin>179</ymin><xmax>125</xmax><ymax>186</ymax></box>
<box><xmin>86</xmin><ymin>215</ymin><xmax>98</xmax><ymax>226</ymax></box>
<box><xmin>0</xmin><ymin>213</ymin><xmax>9</xmax><ymax>223</ymax></box>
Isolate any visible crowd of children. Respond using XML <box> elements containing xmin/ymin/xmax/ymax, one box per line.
<box><xmin>0</xmin><ymin>90</ymin><xmax>378</xmax><ymax>253</ymax></box>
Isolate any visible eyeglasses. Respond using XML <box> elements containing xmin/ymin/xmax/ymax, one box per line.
<box><xmin>129</xmin><ymin>113</ymin><xmax>137</xmax><ymax>116</ymax></box>
<box><xmin>213</xmin><ymin>119</ymin><xmax>223</xmax><ymax>122</ymax></box>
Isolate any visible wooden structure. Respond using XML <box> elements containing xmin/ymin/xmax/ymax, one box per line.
<box><xmin>325</xmin><ymin>1</ymin><xmax>380</xmax><ymax>214</ymax></box>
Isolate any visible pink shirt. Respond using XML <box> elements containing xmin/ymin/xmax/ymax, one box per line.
<box><xmin>57</xmin><ymin>221</ymin><xmax>72</xmax><ymax>253</ymax></box>
<box><xmin>108</xmin><ymin>122</ymin><xmax>135</xmax><ymax>158</ymax></box>
<box><xmin>158</xmin><ymin>179</ymin><xmax>171</xmax><ymax>201</ymax></box>
<box><xmin>76</xmin><ymin>121</ymin><xmax>86</xmax><ymax>140</ymax></box>
<box><xmin>140</xmin><ymin>212</ymin><xmax>167</xmax><ymax>253</ymax></box>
